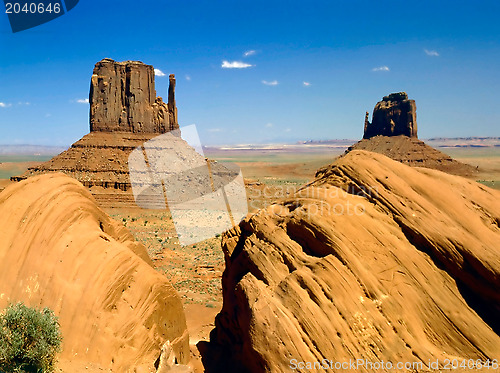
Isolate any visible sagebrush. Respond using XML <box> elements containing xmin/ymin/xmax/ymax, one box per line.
<box><xmin>0</xmin><ymin>302</ymin><xmax>62</xmax><ymax>373</ymax></box>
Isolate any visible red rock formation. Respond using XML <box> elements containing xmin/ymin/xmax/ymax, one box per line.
<box><xmin>0</xmin><ymin>174</ymin><xmax>190</xmax><ymax>371</ymax></box>
<box><xmin>89</xmin><ymin>58</ymin><xmax>178</xmax><ymax>133</ymax></box>
<box><xmin>345</xmin><ymin>135</ymin><xmax>478</xmax><ymax>176</ymax></box>
<box><xmin>200</xmin><ymin>150</ymin><xmax>500</xmax><ymax>373</ymax></box>
<box><xmin>12</xmin><ymin>59</ymin><xmax>182</xmax><ymax>191</ymax></box>
<box><xmin>364</xmin><ymin>92</ymin><xmax>417</xmax><ymax>139</ymax></box>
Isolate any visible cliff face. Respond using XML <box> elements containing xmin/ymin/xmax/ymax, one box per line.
<box><xmin>364</xmin><ymin>92</ymin><xmax>417</xmax><ymax>139</ymax></box>
<box><xmin>89</xmin><ymin>58</ymin><xmax>178</xmax><ymax>133</ymax></box>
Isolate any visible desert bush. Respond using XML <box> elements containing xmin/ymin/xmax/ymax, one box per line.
<box><xmin>0</xmin><ymin>302</ymin><xmax>62</xmax><ymax>373</ymax></box>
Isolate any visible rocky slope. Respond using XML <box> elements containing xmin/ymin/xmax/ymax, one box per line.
<box><xmin>201</xmin><ymin>150</ymin><xmax>500</xmax><ymax>372</ymax></box>
<box><xmin>0</xmin><ymin>174</ymin><xmax>190</xmax><ymax>371</ymax></box>
<box><xmin>345</xmin><ymin>135</ymin><xmax>478</xmax><ymax>176</ymax></box>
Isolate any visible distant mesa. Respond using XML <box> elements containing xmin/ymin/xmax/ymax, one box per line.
<box><xmin>346</xmin><ymin>91</ymin><xmax>477</xmax><ymax>177</ymax></box>
<box><xmin>12</xmin><ymin>58</ymin><xmax>181</xmax><ymax>192</ymax></box>
<box><xmin>364</xmin><ymin>92</ymin><xmax>417</xmax><ymax>139</ymax></box>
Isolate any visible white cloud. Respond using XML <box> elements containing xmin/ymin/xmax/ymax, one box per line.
<box><xmin>244</xmin><ymin>50</ymin><xmax>256</xmax><ymax>57</ymax></box>
<box><xmin>266</xmin><ymin>123</ymin><xmax>273</xmax><ymax>128</ymax></box>
<box><xmin>262</xmin><ymin>80</ymin><xmax>279</xmax><ymax>86</ymax></box>
<box><xmin>17</xmin><ymin>101</ymin><xmax>30</xmax><ymax>105</ymax></box>
<box><xmin>0</xmin><ymin>102</ymin><xmax>12</xmax><ymax>108</ymax></box>
<box><xmin>154</xmin><ymin>68</ymin><xmax>166</xmax><ymax>77</ymax></box>
<box><xmin>221</xmin><ymin>60</ymin><xmax>253</xmax><ymax>69</ymax></box>
<box><xmin>424</xmin><ymin>49</ymin><xmax>439</xmax><ymax>57</ymax></box>
<box><xmin>185</xmin><ymin>75</ymin><xmax>191</xmax><ymax>81</ymax></box>
<box><xmin>208</xmin><ymin>128</ymin><xmax>222</xmax><ymax>133</ymax></box>
<box><xmin>76</xmin><ymin>98</ymin><xmax>89</xmax><ymax>104</ymax></box>
<box><xmin>285</xmin><ymin>128</ymin><xmax>291</xmax><ymax>132</ymax></box>
<box><xmin>303</xmin><ymin>81</ymin><xmax>311</xmax><ymax>86</ymax></box>
<box><xmin>372</xmin><ymin>66</ymin><xmax>390</xmax><ymax>72</ymax></box>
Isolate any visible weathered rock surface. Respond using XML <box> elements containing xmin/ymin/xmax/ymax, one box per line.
<box><xmin>12</xmin><ymin>59</ymin><xmax>184</xmax><ymax>192</ymax></box>
<box><xmin>345</xmin><ymin>135</ymin><xmax>478</xmax><ymax>177</ymax></box>
<box><xmin>364</xmin><ymin>92</ymin><xmax>417</xmax><ymax>139</ymax></box>
<box><xmin>0</xmin><ymin>174</ymin><xmax>190</xmax><ymax>371</ymax></box>
<box><xmin>201</xmin><ymin>150</ymin><xmax>500</xmax><ymax>372</ymax></box>
<box><xmin>90</xmin><ymin>58</ymin><xmax>178</xmax><ymax>133</ymax></box>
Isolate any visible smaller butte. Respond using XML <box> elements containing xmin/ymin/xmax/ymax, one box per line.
<box><xmin>346</xmin><ymin>91</ymin><xmax>477</xmax><ymax>176</ymax></box>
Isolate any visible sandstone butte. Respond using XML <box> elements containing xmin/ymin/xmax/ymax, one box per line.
<box><xmin>348</xmin><ymin>92</ymin><xmax>477</xmax><ymax>177</ymax></box>
<box><xmin>200</xmin><ymin>150</ymin><xmax>500</xmax><ymax>373</ymax></box>
<box><xmin>12</xmin><ymin>58</ymin><xmax>180</xmax><ymax>191</ymax></box>
<box><xmin>0</xmin><ymin>173</ymin><xmax>190</xmax><ymax>371</ymax></box>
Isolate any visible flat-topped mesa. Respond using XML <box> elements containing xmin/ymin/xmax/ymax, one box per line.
<box><xmin>89</xmin><ymin>58</ymin><xmax>179</xmax><ymax>133</ymax></box>
<box><xmin>364</xmin><ymin>91</ymin><xmax>417</xmax><ymax>139</ymax></box>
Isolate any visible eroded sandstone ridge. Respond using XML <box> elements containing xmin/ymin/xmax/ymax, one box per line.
<box><xmin>0</xmin><ymin>174</ymin><xmax>190</xmax><ymax>371</ymax></box>
<box><xmin>12</xmin><ymin>59</ymin><xmax>181</xmax><ymax>192</ymax></box>
<box><xmin>364</xmin><ymin>92</ymin><xmax>417</xmax><ymax>139</ymax></box>
<box><xmin>200</xmin><ymin>150</ymin><xmax>500</xmax><ymax>373</ymax></box>
<box><xmin>90</xmin><ymin>58</ymin><xmax>178</xmax><ymax>133</ymax></box>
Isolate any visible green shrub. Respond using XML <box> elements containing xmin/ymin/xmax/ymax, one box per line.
<box><xmin>0</xmin><ymin>302</ymin><xmax>62</xmax><ymax>373</ymax></box>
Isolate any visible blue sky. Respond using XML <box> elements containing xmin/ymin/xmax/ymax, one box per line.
<box><xmin>0</xmin><ymin>0</ymin><xmax>499</xmax><ymax>146</ymax></box>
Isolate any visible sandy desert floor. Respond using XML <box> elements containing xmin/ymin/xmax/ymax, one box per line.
<box><xmin>1</xmin><ymin>145</ymin><xmax>499</xmax><ymax>371</ymax></box>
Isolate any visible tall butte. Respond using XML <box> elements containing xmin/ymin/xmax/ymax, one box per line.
<box><xmin>346</xmin><ymin>91</ymin><xmax>477</xmax><ymax>176</ymax></box>
<box><xmin>89</xmin><ymin>58</ymin><xmax>178</xmax><ymax>133</ymax></box>
<box><xmin>12</xmin><ymin>59</ymin><xmax>181</xmax><ymax>197</ymax></box>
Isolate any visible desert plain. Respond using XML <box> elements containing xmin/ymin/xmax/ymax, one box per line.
<box><xmin>0</xmin><ymin>140</ymin><xmax>498</xmax><ymax>372</ymax></box>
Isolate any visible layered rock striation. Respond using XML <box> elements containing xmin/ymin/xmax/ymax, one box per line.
<box><xmin>201</xmin><ymin>150</ymin><xmax>500</xmax><ymax>373</ymax></box>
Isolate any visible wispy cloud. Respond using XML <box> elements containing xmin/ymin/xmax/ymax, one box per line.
<box><xmin>424</xmin><ymin>49</ymin><xmax>439</xmax><ymax>57</ymax></box>
<box><xmin>76</xmin><ymin>98</ymin><xmax>89</xmax><ymax>104</ymax></box>
<box><xmin>208</xmin><ymin>128</ymin><xmax>222</xmax><ymax>133</ymax></box>
<box><xmin>285</xmin><ymin>128</ymin><xmax>291</xmax><ymax>132</ymax></box>
<box><xmin>372</xmin><ymin>66</ymin><xmax>390</xmax><ymax>72</ymax></box>
<box><xmin>17</xmin><ymin>101</ymin><xmax>30</xmax><ymax>105</ymax></box>
<box><xmin>244</xmin><ymin>50</ymin><xmax>256</xmax><ymax>57</ymax></box>
<box><xmin>262</xmin><ymin>80</ymin><xmax>279</xmax><ymax>86</ymax></box>
<box><xmin>185</xmin><ymin>75</ymin><xmax>191</xmax><ymax>81</ymax></box>
<box><xmin>0</xmin><ymin>102</ymin><xmax>12</xmax><ymax>108</ymax></box>
<box><xmin>154</xmin><ymin>68</ymin><xmax>166</xmax><ymax>77</ymax></box>
<box><xmin>266</xmin><ymin>123</ymin><xmax>273</xmax><ymax>128</ymax></box>
<box><xmin>221</xmin><ymin>60</ymin><xmax>253</xmax><ymax>69</ymax></box>
<box><xmin>303</xmin><ymin>81</ymin><xmax>311</xmax><ymax>87</ymax></box>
